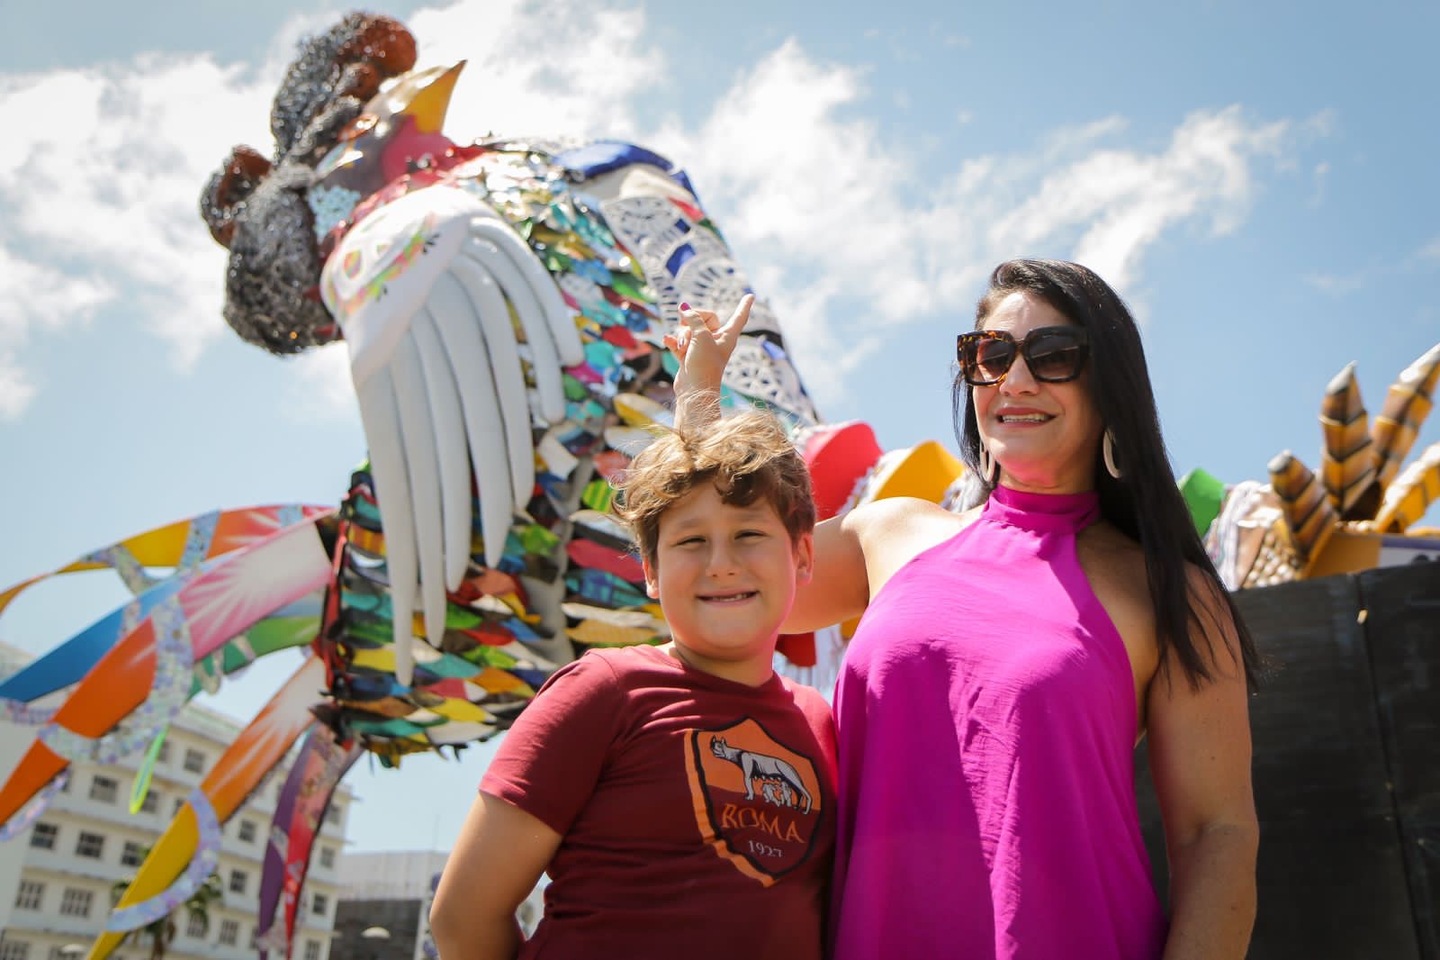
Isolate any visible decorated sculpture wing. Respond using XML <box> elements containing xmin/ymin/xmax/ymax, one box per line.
<box><xmin>0</xmin><ymin>513</ymin><xmax>334</xmax><ymax>829</ymax></box>
<box><xmin>0</xmin><ymin>504</ymin><xmax>329</xmax><ymax>703</ymax></box>
<box><xmin>320</xmin><ymin>181</ymin><xmax>584</xmax><ymax>685</ymax></box>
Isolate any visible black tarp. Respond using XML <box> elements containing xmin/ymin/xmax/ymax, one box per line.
<box><xmin>1135</xmin><ymin>559</ymin><xmax>1440</xmax><ymax>958</ymax></box>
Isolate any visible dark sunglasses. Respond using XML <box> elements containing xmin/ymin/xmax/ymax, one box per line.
<box><xmin>956</xmin><ymin>326</ymin><xmax>1090</xmax><ymax>386</ymax></box>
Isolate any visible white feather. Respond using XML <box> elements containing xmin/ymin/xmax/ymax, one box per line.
<box><xmin>427</xmin><ymin>284</ymin><xmax>515</xmax><ymax>570</ymax></box>
<box><xmin>410</xmin><ymin>311</ymin><xmax>473</xmax><ymax>592</ymax></box>
<box><xmin>354</xmin><ymin>370</ymin><xmax>418</xmax><ymax>687</ymax></box>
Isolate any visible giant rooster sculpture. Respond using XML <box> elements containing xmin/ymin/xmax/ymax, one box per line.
<box><xmin>0</xmin><ymin>12</ymin><xmax>954</xmax><ymax>959</ymax></box>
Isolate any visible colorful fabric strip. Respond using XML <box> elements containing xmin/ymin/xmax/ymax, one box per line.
<box><xmin>106</xmin><ymin>787</ymin><xmax>222</xmax><ymax>931</ymax></box>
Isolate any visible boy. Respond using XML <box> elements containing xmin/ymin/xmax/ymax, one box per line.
<box><xmin>429</xmin><ymin>405</ymin><xmax>836</xmax><ymax>960</ymax></box>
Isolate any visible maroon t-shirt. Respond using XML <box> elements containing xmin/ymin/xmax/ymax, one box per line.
<box><xmin>481</xmin><ymin>644</ymin><xmax>837</xmax><ymax>959</ymax></box>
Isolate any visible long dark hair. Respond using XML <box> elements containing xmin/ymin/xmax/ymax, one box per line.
<box><xmin>952</xmin><ymin>259</ymin><xmax>1259</xmax><ymax>690</ymax></box>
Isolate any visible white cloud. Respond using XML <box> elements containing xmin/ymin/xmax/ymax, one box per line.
<box><xmin>669</xmin><ymin>66</ymin><xmax>1308</xmax><ymax>401</ymax></box>
<box><xmin>0</xmin><ymin>52</ymin><xmax>277</xmax><ymax>420</ymax></box>
<box><xmin>0</xmin><ymin>245</ymin><xmax>115</xmax><ymax>417</ymax></box>
<box><xmin>414</xmin><ymin>0</ymin><xmax>663</xmax><ymax>142</ymax></box>
<box><xmin>0</xmin><ymin>356</ymin><xmax>36</xmax><ymax>421</ymax></box>
<box><xmin>0</xmin><ymin>0</ymin><xmax>668</xmax><ymax>422</ymax></box>
<box><xmin>0</xmin><ymin>0</ymin><xmax>1319</xmax><ymax>419</ymax></box>
<box><xmin>1303</xmin><ymin>270</ymin><xmax>1368</xmax><ymax>296</ymax></box>
<box><xmin>986</xmin><ymin>107</ymin><xmax>1292</xmax><ymax>290</ymax></box>
<box><xmin>1304</xmin><ymin>234</ymin><xmax>1440</xmax><ymax>299</ymax></box>
<box><xmin>1309</xmin><ymin>160</ymin><xmax>1330</xmax><ymax>206</ymax></box>
<box><xmin>286</xmin><ymin>343</ymin><xmax>359</xmax><ymax>424</ymax></box>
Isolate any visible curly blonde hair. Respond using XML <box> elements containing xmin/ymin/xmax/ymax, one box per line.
<box><xmin>614</xmin><ymin>408</ymin><xmax>816</xmax><ymax>565</ymax></box>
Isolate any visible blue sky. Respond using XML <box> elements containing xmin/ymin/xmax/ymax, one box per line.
<box><xmin>1</xmin><ymin>0</ymin><xmax>1436</xmax><ymax>855</ymax></box>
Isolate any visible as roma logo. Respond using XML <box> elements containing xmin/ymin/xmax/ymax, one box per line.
<box><xmin>684</xmin><ymin>718</ymin><xmax>825</xmax><ymax>886</ymax></box>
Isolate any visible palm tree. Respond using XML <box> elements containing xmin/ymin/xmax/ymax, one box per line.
<box><xmin>110</xmin><ymin>853</ymin><xmax>225</xmax><ymax>960</ymax></box>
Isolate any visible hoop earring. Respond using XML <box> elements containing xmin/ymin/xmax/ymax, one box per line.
<box><xmin>1102</xmin><ymin>429</ymin><xmax>1123</xmax><ymax>480</ymax></box>
<box><xmin>979</xmin><ymin>442</ymin><xmax>999</xmax><ymax>484</ymax></box>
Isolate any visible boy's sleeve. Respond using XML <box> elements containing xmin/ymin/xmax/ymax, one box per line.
<box><xmin>480</xmin><ymin>652</ymin><xmax>623</xmax><ymax>835</ymax></box>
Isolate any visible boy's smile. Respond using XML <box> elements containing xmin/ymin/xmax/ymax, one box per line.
<box><xmin>643</xmin><ymin>484</ymin><xmax>814</xmax><ymax>686</ymax></box>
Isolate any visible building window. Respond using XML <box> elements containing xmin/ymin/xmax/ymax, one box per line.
<box><xmin>229</xmin><ymin>869</ymin><xmax>248</xmax><ymax>895</ymax></box>
<box><xmin>14</xmin><ymin>879</ymin><xmax>44</xmax><ymax>910</ymax></box>
<box><xmin>89</xmin><ymin>775</ymin><xmax>119</xmax><ymax>804</ymax></box>
<box><xmin>75</xmin><ymin>831</ymin><xmax>105</xmax><ymax>859</ymax></box>
<box><xmin>318</xmin><ymin>846</ymin><xmax>335</xmax><ymax>869</ymax></box>
<box><xmin>183</xmin><ymin>749</ymin><xmax>206</xmax><ymax>774</ymax></box>
<box><xmin>0</xmin><ymin>941</ymin><xmax>30</xmax><ymax>960</ymax></box>
<box><xmin>121</xmin><ymin>840</ymin><xmax>146</xmax><ymax>867</ymax></box>
<box><xmin>158</xmin><ymin>740</ymin><xmax>171</xmax><ymax>763</ymax></box>
<box><xmin>302</xmin><ymin>942</ymin><xmax>321</xmax><ymax>960</ymax></box>
<box><xmin>311</xmin><ymin>892</ymin><xmax>328</xmax><ymax>917</ymax></box>
<box><xmin>29</xmin><ymin>821</ymin><xmax>57</xmax><ymax>850</ymax></box>
<box><xmin>139</xmin><ymin>790</ymin><xmax>160</xmax><ymax>814</ymax></box>
<box><xmin>173</xmin><ymin>797</ymin><xmax>186</xmax><ymax>816</ymax></box>
<box><xmin>323</xmin><ymin>805</ymin><xmax>340</xmax><ymax>825</ymax></box>
<box><xmin>237</xmin><ymin>819</ymin><xmax>257</xmax><ymax>843</ymax></box>
<box><xmin>60</xmin><ymin>887</ymin><xmax>94</xmax><ymax>917</ymax></box>
<box><xmin>185</xmin><ymin>912</ymin><xmax>208</xmax><ymax>939</ymax></box>
<box><xmin>218</xmin><ymin>920</ymin><xmax>240</xmax><ymax>946</ymax></box>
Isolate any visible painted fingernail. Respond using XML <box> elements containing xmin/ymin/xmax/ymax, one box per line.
<box><xmin>679</xmin><ymin>301</ymin><xmax>691</xmax><ymax>312</ymax></box>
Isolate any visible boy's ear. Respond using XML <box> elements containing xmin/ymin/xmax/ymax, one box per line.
<box><xmin>642</xmin><ymin>555</ymin><xmax>660</xmax><ymax>599</ymax></box>
<box><xmin>794</xmin><ymin>532</ymin><xmax>815</xmax><ymax>584</ymax></box>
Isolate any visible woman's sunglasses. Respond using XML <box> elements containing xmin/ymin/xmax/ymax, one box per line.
<box><xmin>956</xmin><ymin>326</ymin><xmax>1090</xmax><ymax>386</ymax></box>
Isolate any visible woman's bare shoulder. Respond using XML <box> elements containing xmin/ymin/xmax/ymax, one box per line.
<box><xmin>845</xmin><ymin>496</ymin><xmax>974</xmax><ymax>586</ymax></box>
<box><xmin>786</xmin><ymin>497</ymin><xmax>962</xmax><ymax>633</ymax></box>
<box><xmin>846</xmin><ymin>495</ymin><xmax>973</xmax><ymax>540</ymax></box>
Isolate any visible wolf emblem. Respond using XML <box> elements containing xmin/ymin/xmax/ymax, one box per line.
<box><xmin>710</xmin><ymin>736</ymin><xmax>813</xmax><ymax>814</ymax></box>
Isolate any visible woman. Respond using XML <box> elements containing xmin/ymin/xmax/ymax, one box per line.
<box><xmin>673</xmin><ymin>261</ymin><xmax>1259</xmax><ymax>959</ymax></box>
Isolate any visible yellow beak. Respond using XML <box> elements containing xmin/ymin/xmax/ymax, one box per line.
<box><xmin>371</xmin><ymin>60</ymin><xmax>466</xmax><ymax>135</ymax></box>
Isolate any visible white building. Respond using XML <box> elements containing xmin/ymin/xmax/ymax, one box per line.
<box><xmin>0</xmin><ymin>647</ymin><xmax>352</xmax><ymax>960</ymax></box>
<box><xmin>330</xmin><ymin>851</ymin><xmax>448</xmax><ymax>960</ymax></box>
<box><xmin>331</xmin><ymin>850</ymin><xmax>547</xmax><ymax>960</ymax></box>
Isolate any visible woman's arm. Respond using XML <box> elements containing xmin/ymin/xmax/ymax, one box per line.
<box><xmin>1147</xmin><ymin>570</ymin><xmax>1259</xmax><ymax>960</ymax></box>
<box><xmin>782</xmin><ymin>509</ymin><xmax>870</xmax><ymax>633</ymax></box>
<box><xmin>784</xmin><ymin>496</ymin><xmax>963</xmax><ymax>633</ymax></box>
<box><xmin>429</xmin><ymin>792</ymin><xmax>562</xmax><ymax>960</ymax></box>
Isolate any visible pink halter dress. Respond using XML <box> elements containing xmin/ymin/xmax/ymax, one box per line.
<box><xmin>831</xmin><ymin>485</ymin><xmax>1166</xmax><ymax>959</ymax></box>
